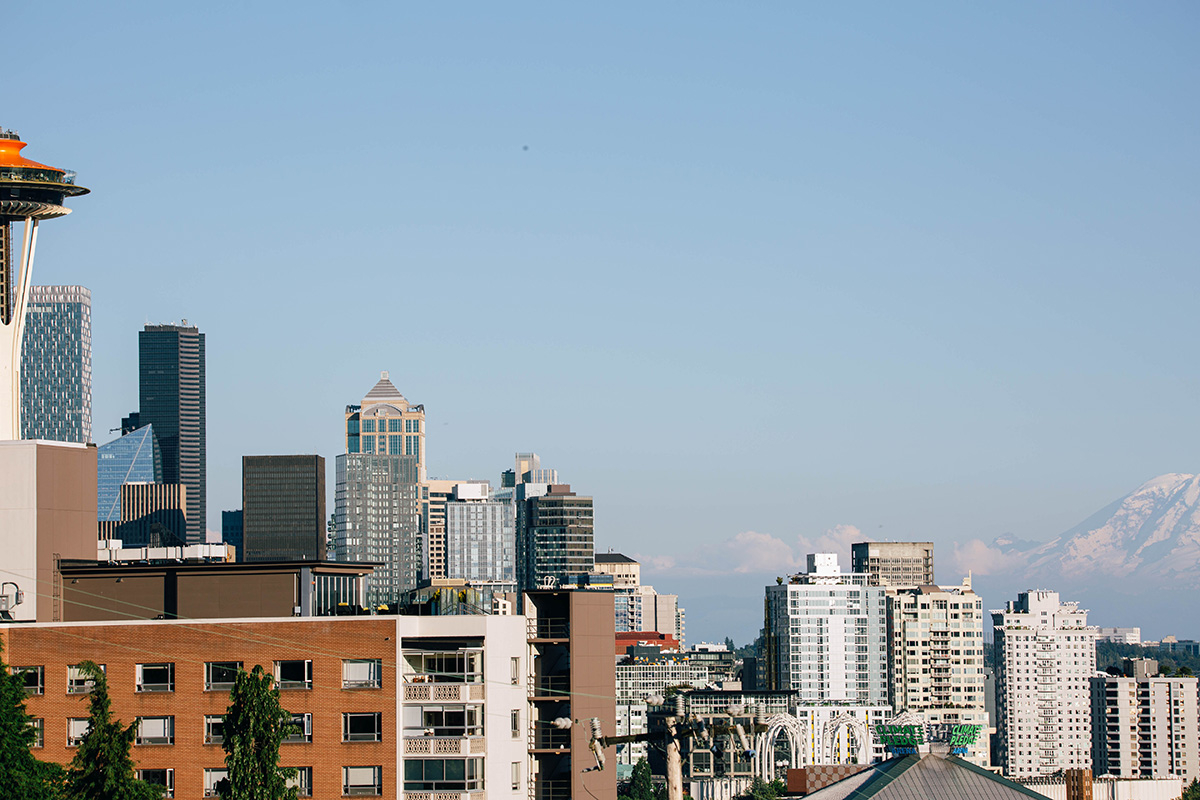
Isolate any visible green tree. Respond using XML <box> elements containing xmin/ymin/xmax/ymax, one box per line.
<box><xmin>743</xmin><ymin>776</ymin><xmax>786</xmax><ymax>800</ymax></box>
<box><xmin>64</xmin><ymin>661</ymin><xmax>161</xmax><ymax>800</ymax></box>
<box><xmin>620</xmin><ymin>757</ymin><xmax>655</xmax><ymax>800</ymax></box>
<box><xmin>0</xmin><ymin>645</ymin><xmax>63</xmax><ymax>799</ymax></box>
<box><xmin>1181</xmin><ymin>777</ymin><xmax>1200</xmax><ymax>800</ymax></box>
<box><xmin>217</xmin><ymin>665</ymin><xmax>297</xmax><ymax>800</ymax></box>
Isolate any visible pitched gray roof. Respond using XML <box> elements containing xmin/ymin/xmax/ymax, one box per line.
<box><xmin>803</xmin><ymin>754</ymin><xmax>1052</xmax><ymax>800</ymax></box>
<box><xmin>362</xmin><ymin>373</ymin><xmax>408</xmax><ymax>407</ymax></box>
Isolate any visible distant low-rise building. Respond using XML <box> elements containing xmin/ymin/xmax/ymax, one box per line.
<box><xmin>1096</xmin><ymin>627</ymin><xmax>1142</xmax><ymax>645</ymax></box>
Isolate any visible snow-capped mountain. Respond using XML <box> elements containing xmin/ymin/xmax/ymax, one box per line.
<box><xmin>1012</xmin><ymin>473</ymin><xmax>1200</xmax><ymax>586</ymax></box>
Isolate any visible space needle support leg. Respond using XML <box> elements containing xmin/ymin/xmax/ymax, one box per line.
<box><xmin>5</xmin><ymin>217</ymin><xmax>37</xmax><ymax>438</ymax></box>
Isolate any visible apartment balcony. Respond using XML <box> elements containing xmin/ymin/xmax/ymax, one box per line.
<box><xmin>528</xmin><ymin>618</ymin><xmax>570</xmax><ymax>642</ymax></box>
<box><xmin>403</xmin><ymin>683</ymin><xmax>486</xmax><ymax>703</ymax></box>
<box><xmin>403</xmin><ymin>791</ymin><xmax>484</xmax><ymax>800</ymax></box>
<box><xmin>533</xmin><ymin>781</ymin><xmax>572</xmax><ymax>800</ymax></box>
<box><xmin>403</xmin><ymin>736</ymin><xmax>487</xmax><ymax>757</ymax></box>
<box><xmin>531</xmin><ymin>729</ymin><xmax>571</xmax><ymax>751</ymax></box>
<box><xmin>531</xmin><ymin>675</ymin><xmax>570</xmax><ymax>700</ymax></box>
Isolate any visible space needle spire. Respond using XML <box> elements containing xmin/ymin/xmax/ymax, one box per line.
<box><xmin>0</xmin><ymin>128</ymin><xmax>88</xmax><ymax>440</ymax></box>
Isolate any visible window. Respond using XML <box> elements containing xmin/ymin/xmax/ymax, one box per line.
<box><xmin>344</xmin><ymin>712</ymin><xmax>383</xmax><ymax>742</ymax></box>
<box><xmin>67</xmin><ymin>664</ymin><xmax>104</xmax><ymax>694</ymax></box>
<box><xmin>406</xmin><ymin>418</ymin><xmax>420</xmax><ymax>433</ymax></box>
<box><xmin>362</xmin><ymin>419</ymin><xmax>376</xmax><ymax>433</ymax></box>
<box><xmin>343</xmin><ymin>659</ymin><xmax>382</xmax><ymax>689</ymax></box>
<box><xmin>137</xmin><ymin>663</ymin><xmax>174</xmax><ymax>692</ymax></box>
<box><xmin>204</xmin><ymin>768</ymin><xmax>229</xmax><ymax>797</ymax></box>
<box><xmin>15</xmin><ymin>666</ymin><xmax>43</xmax><ymax>695</ymax></box>
<box><xmin>512</xmin><ymin>761</ymin><xmax>521</xmax><ymax>791</ymax></box>
<box><xmin>30</xmin><ymin>718</ymin><xmax>43</xmax><ymax>748</ymax></box>
<box><xmin>204</xmin><ymin>715</ymin><xmax>225</xmax><ymax>744</ymax></box>
<box><xmin>275</xmin><ymin>660</ymin><xmax>312</xmax><ymax>690</ymax></box>
<box><xmin>388</xmin><ymin>436</ymin><xmax>403</xmax><ymax>455</ymax></box>
<box><xmin>405</xmin><ymin>436</ymin><xmax>419</xmax><ymax>457</ymax></box>
<box><xmin>511</xmin><ymin>709</ymin><xmax>520</xmax><ymax>738</ymax></box>
<box><xmin>402</xmin><ymin>705</ymin><xmax>481</xmax><ymax>737</ymax></box>
<box><xmin>403</xmin><ymin>758</ymin><xmax>483</xmax><ymax>791</ymax></box>
<box><xmin>67</xmin><ymin>718</ymin><xmax>90</xmax><ymax>747</ymax></box>
<box><xmin>285</xmin><ymin>713</ymin><xmax>313</xmax><ymax>743</ymax></box>
<box><xmin>511</xmin><ymin>657</ymin><xmax>520</xmax><ymax>685</ymax></box>
<box><xmin>138</xmin><ymin>769</ymin><xmax>174</xmax><ymax>798</ymax></box>
<box><xmin>135</xmin><ymin>716</ymin><xmax>174</xmax><ymax>745</ymax></box>
<box><xmin>361</xmin><ymin>435</ymin><xmax>375</xmax><ymax>454</ymax></box>
<box><xmin>343</xmin><ymin>765</ymin><xmax>382</xmax><ymax>796</ymax></box>
<box><xmin>388</xmin><ymin>419</ymin><xmax>403</xmax><ymax>432</ymax></box>
<box><xmin>205</xmin><ymin>661</ymin><xmax>242</xmax><ymax>691</ymax></box>
<box><xmin>288</xmin><ymin>767</ymin><xmax>313</xmax><ymax>797</ymax></box>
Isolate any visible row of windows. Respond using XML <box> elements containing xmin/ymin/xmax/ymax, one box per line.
<box><xmin>14</xmin><ymin>659</ymin><xmax>382</xmax><ymax>695</ymax></box>
<box><xmin>129</xmin><ymin>765</ymin><xmax>372</xmax><ymax>797</ymax></box>
<box><xmin>357</xmin><ymin>418</ymin><xmax>421</xmax><ymax>433</ymax></box>
<box><xmin>45</xmin><ymin>712</ymin><xmax>383</xmax><ymax>748</ymax></box>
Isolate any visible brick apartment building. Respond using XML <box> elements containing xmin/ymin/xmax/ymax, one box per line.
<box><xmin>2</xmin><ymin>614</ymin><xmax>529</xmax><ymax>799</ymax></box>
<box><xmin>2</xmin><ymin>590</ymin><xmax>617</xmax><ymax>800</ymax></box>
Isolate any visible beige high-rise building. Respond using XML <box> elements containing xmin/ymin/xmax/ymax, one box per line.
<box><xmin>334</xmin><ymin>373</ymin><xmax>426</xmax><ymax>606</ymax></box>
<box><xmin>885</xmin><ymin>578</ymin><xmax>990</xmax><ymax>767</ymax></box>
<box><xmin>341</xmin><ymin>372</ymin><xmax>425</xmax><ymax>478</ymax></box>
<box><xmin>852</xmin><ymin>541</ymin><xmax>934</xmax><ymax>587</ymax></box>
<box><xmin>1091</xmin><ymin>662</ymin><xmax>1198</xmax><ymax>782</ymax></box>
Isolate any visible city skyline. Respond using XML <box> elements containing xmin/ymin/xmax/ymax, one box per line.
<box><xmin>6</xmin><ymin>3</ymin><xmax>1199</xmax><ymax>644</ymax></box>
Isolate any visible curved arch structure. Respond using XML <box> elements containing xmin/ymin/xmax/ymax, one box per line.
<box><xmin>821</xmin><ymin>712</ymin><xmax>871</xmax><ymax>765</ymax></box>
<box><xmin>755</xmin><ymin>714</ymin><xmax>809</xmax><ymax>778</ymax></box>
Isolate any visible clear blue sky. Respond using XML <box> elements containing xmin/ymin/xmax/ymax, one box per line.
<box><xmin>9</xmin><ymin>2</ymin><xmax>1199</xmax><ymax>643</ymax></box>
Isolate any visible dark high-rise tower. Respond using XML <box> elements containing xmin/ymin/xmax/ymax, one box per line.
<box><xmin>242</xmin><ymin>455</ymin><xmax>325</xmax><ymax>562</ymax></box>
<box><xmin>139</xmin><ymin>322</ymin><xmax>206</xmax><ymax>543</ymax></box>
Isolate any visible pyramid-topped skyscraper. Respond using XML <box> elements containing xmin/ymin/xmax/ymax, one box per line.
<box><xmin>334</xmin><ymin>372</ymin><xmax>426</xmax><ymax>606</ymax></box>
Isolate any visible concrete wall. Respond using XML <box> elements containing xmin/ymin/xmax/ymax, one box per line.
<box><xmin>0</xmin><ymin>441</ymin><xmax>97</xmax><ymax>622</ymax></box>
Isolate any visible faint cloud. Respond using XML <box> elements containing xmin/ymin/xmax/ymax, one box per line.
<box><xmin>637</xmin><ymin>525</ymin><xmax>862</xmax><ymax>579</ymax></box>
<box><xmin>952</xmin><ymin>538</ymin><xmax>1028</xmax><ymax>576</ymax></box>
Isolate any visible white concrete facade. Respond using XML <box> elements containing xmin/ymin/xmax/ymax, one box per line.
<box><xmin>992</xmin><ymin>590</ymin><xmax>1098</xmax><ymax>778</ymax></box>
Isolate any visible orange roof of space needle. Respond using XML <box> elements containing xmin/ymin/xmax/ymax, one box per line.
<box><xmin>0</xmin><ymin>134</ymin><xmax>59</xmax><ymax>171</ymax></box>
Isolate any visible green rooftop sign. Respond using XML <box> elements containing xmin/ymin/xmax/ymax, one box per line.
<box><xmin>874</xmin><ymin>723</ymin><xmax>983</xmax><ymax>755</ymax></box>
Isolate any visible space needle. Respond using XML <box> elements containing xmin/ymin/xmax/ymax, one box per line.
<box><xmin>0</xmin><ymin>129</ymin><xmax>88</xmax><ymax>440</ymax></box>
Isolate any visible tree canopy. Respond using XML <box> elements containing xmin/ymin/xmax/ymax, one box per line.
<box><xmin>64</xmin><ymin>661</ymin><xmax>161</xmax><ymax>800</ymax></box>
<box><xmin>0</xmin><ymin>645</ymin><xmax>63</xmax><ymax>800</ymax></box>
<box><xmin>217</xmin><ymin>665</ymin><xmax>297</xmax><ymax>800</ymax></box>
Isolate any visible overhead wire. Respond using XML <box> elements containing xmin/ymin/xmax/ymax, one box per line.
<box><xmin>0</xmin><ymin>565</ymin><xmax>633</xmax><ymax>709</ymax></box>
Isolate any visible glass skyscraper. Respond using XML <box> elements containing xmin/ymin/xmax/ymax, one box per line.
<box><xmin>97</xmin><ymin>424</ymin><xmax>162</xmax><ymax>522</ymax></box>
<box><xmin>20</xmin><ymin>285</ymin><xmax>91</xmax><ymax>443</ymax></box>
<box><xmin>139</xmin><ymin>322</ymin><xmax>205</xmax><ymax>543</ymax></box>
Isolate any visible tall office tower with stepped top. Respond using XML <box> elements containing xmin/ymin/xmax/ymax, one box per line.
<box><xmin>20</xmin><ymin>285</ymin><xmax>91</xmax><ymax>443</ymax></box>
<box><xmin>138</xmin><ymin>322</ymin><xmax>206</xmax><ymax>543</ymax></box>
<box><xmin>992</xmin><ymin>590</ymin><xmax>1097</xmax><ymax>778</ymax></box>
<box><xmin>0</xmin><ymin>128</ymin><xmax>88</xmax><ymax>440</ymax></box>
<box><xmin>334</xmin><ymin>372</ymin><xmax>425</xmax><ymax>607</ymax></box>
